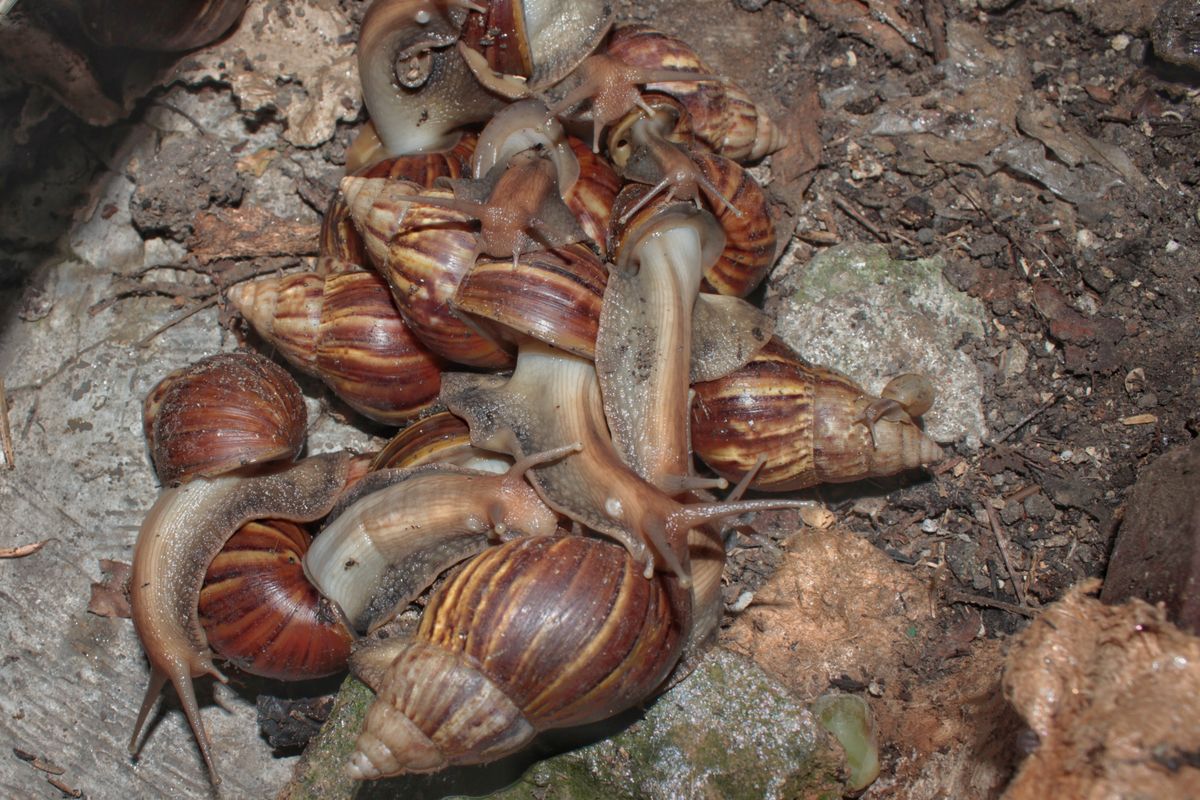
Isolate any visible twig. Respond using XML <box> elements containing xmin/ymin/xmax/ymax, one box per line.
<box><xmin>47</xmin><ymin>775</ymin><xmax>82</xmax><ymax>798</ymax></box>
<box><xmin>985</xmin><ymin>502</ymin><xmax>1028</xmax><ymax>607</ymax></box>
<box><xmin>922</xmin><ymin>0</ymin><xmax>949</xmax><ymax>62</ymax></box>
<box><xmin>12</xmin><ymin>747</ymin><xmax>65</xmax><ymax>775</ymax></box>
<box><xmin>833</xmin><ymin>195</ymin><xmax>889</xmax><ymax>242</ymax></box>
<box><xmin>867</xmin><ymin>0</ymin><xmax>931</xmax><ymax>54</ymax></box>
<box><xmin>0</xmin><ymin>376</ymin><xmax>13</xmax><ymax>469</ymax></box>
<box><xmin>0</xmin><ymin>540</ymin><xmax>48</xmax><ymax>558</ymax></box>
<box><xmin>992</xmin><ymin>393</ymin><xmax>1062</xmax><ymax>444</ymax></box>
<box><xmin>137</xmin><ymin>297</ymin><xmax>219</xmax><ymax>347</ymax></box>
<box><xmin>146</xmin><ymin>100</ymin><xmax>209</xmax><ymax>136</ymax></box>
<box><xmin>943</xmin><ymin>588</ymin><xmax>1036</xmax><ymax>618</ymax></box>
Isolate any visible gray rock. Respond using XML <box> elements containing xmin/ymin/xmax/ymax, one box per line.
<box><xmin>291</xmin><ymin>650</ymin><xmax>847</xmax><ymax>800</ymax></box>
<box><xmin>768</xmin><ymin>243</ymin><xmax>988</xmax><ymax>449</ymax></box>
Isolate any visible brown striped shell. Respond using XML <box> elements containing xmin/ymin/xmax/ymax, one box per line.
<box><xmin>605</xmin><ymin>25</ymin><xmax>786</xmax><ymax>162</ymax></box>
<box><xmin>198</xmin><ymin>519</ymin><xmax>352</xmax><ymax>680</ymax></box>
<box><xmin>453</xmin><ymin>243</ymin><xmax>608</xmax><ymax>359</ymax></box>
<box><xmin>690</xmin><ymin>338</ymin><xmax>944</xmax><ymax>491</ymax></box>
<box><xmin>346</xmin><ymin>535</ymin><xmax>687</xmax><ymax>779</ymax></box>
<box><xmin>340</xmin><ymin>177</ymin><xmax>515</xmax><ymax>369</ymax></box>
<box><xmin>227</xmin><ymin>270</ymin><xmax>444</xmax><ymax>425</ymax></box>
<box><xmin>144</xmin><ymin>352</ymin><xmax>306</xmax><ymax>486</ymax></box>
<box><xmin>321</xmin><ymin>136</ymin><xmax>477</xmax><ymax>267</ymax></box>
<box><xmin>564</xmin><ymin>136</ymin><xmax>621</xmax><ymax>258</ymax></box>
<box><xmin>693</xmin><ymin>150</ymin><xmax>777</xmax><ymax>297</ymax></box>
<box><xmin>370</xmin><ymin>411</ymin><xmax>510</xmax><ymax>473</ymax></box>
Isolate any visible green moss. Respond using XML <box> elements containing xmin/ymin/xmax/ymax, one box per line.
<box><xmin>280</xmin><ymin>675</ymin><xmax>374</xmax><ymax>800</ymax></box>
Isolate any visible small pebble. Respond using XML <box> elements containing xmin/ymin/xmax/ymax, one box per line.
<box><xmin>1076</xmin><ymin>228</ymin><xmax>1097</xmax><ymax>249</ymax></box>
<box><xmin>1165</xmin><ymin>240</ymin><xmax>1181</xmax><ymax>253</ymax></box>
<box><xmin>916</xmin><ymin>227</ymin><xmax>936</xmax><ymax>244</ymax></box>
<box><xmin>920</xmin><ymin>518</ymin><xmax>940</xmax><ymax>533</ymax></box>
<box><xmin>1111</xmin><ymin>34</ymin><xmax>1131</xmax><ymax>51</ymax></box>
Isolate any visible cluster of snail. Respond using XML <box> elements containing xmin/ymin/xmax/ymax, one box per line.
<box><xmin>124</xmin><ymin>0</ymin><xmax>944</xmax><ymax>788</ymax></box>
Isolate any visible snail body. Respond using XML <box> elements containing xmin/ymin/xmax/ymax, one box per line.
<box><xmin>346</xmin><ymin>534</ymin><xmax>688</xmax><ymax>779</ymax></box>
<box><xmin>303</xmin><ymin>445</ymin><xmax>573</xmax><ymax>632</ymax></box>
<box><xmin>128</xmin><ymin>453</ymin><xmax>351</xmax><ymax>784</ymax></box>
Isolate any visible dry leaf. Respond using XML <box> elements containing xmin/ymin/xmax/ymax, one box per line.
<box><xmin>88</xmin><ymin>559</ymin><xmax>132</xmax><ymax>619</ymax></box>
<box><xmin>0</xmin><ymin>540</ymin><xmax>47</xmax><ymax>559</ymax></box>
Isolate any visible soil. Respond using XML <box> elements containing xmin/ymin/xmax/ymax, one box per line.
<box><xmin>2</xmin><ymin>0</ymin><xmax>1198</xmax><ymax>797</ymax></box>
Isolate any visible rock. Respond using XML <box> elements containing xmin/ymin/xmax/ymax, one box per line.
<box><xmin>1033</xmin><ymin>0</ymin><xmax>1164</xmax><ymax>36</ymax></box>
<box><xmin>767</xmin><ymin>243</ymin><xmax>988</xmax><ymax>449</ymax></box>
<box><xmin>1004</xmin><ymin>580</ymin><xmax>1200</xmax><ymax>799</ymax></box>
<box><xmin>1152</xmin><ymin>0</ymin><xmax>1200</xmax><ymax>69</ymax></box>
<box><xmin>1101</xmin><ymin>438</ymin><xmax>1200</xmax><ymax>634</ymax></box>
<box><xmin>285</xmin><ymin>653</ymin><xmax>848</xmax><ymax>800</ymax></box>
<box><xmin>129</xmin><ymin>135</ymin><xmax>246</xmax><ymax>240</ymax></box>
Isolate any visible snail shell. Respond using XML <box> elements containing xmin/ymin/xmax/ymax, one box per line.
<box><xmin>198</xmin><ymin>519</ymin><xmax>353</xmax><ymax>680</ymax></box>
<box><xmin>143</xmin><ymin>352</ymin><xmax>306</xmax><ymax>486</ymax></box>
<box><xmin>227</xmin><ymin>269</ymin><xmax>445</xmax><ymax>425</ymax></box>
<box><xmin>346</xmin><ymin>534</ymin><xmax>687</xmax><ymax>779</ymax></box>
<box><xmin>340</xmin><ymin>177</ymin><xmax>516</xmax><ymax>369</ymax></box>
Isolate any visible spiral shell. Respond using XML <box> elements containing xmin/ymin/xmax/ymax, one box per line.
<box><xmin>692</xmin><ymin>151</ymin><xmax>776</xmax><ymax>297</ymax></box>
<box><xmin>321</xmin><ymin>136</ymin><xmax>477</xmax><ymax>266</ymax></box>
<box><xmin>227</xmin><ymin>270</ymin><xmax>444</xmax><ymax>425</ymax></box>
<box><xmin>370</xmin><ymin>411</ymin><xmax>509</xmax><ymax>473</ymax></box>
<box><xmin>606</xmin><ymin>25</ymin><xmax>786</xmax><ymax>162</ymax></box>
<box><xmin>341</xmin><ymin>177</ymin><xmax>515</xmax><ymax>369</ymax></box>
<box><xmin>143</xmin><ymin>352</ymin><xmax>306</xmax><ymax>486</ymax></box>
<box><xmin>198</xmin><ymin>519</ymin><xmax>352</xmax><ymax>680</ymax></box>
<box><xmin>347</xmin><ymin>535</ymin><xmax>686</xmax><ymax>779</ymax></box>
<box><xmin>690</xmin><ymin>338</ymin><xmax>944</xmax><ymax>491</ymax></box>
<box><xmin>453</xmin><ymin>243</ymin><xmax>608</xmax><ymax>359</ymax></box>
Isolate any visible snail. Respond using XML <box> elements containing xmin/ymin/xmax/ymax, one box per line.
<box><xmin>345</xmin><ymin>533</ymin><xmax>692</xmax><ymax>778</ymax></box>
<box><xmin>142</xmin><ymin>352</ymin><xmax>306</xmax><ymax>486</ymax></box>
<box><xmin>357</xmin><ymin>148</ymin><xmax>590</xmax><ymax>268</ymax></box>
<box><xmin>227</xmin><ymin>267</ymin><xmax>446</xmax><ymax>424</ymax></box>
<box><xmin>542</xmin><ymin>49</ymin><xmax>719</xmax><ymax>153</ymax></box>
<box><xmin>690</xmin><ymin>337</ymin><xmax>944</xmax><ymax>491</ymax></box>
<box><xmin>441</xmin><ymin>338</ymin><xmax>812</xmax><ymax>584</ymax></box>
<box><xmin>128</xmin><ymin>452</ymin><xmax>352</xmax><ymax>784</ymax></box>
<box><xmin>605</xmin><ymin>25</ymin><xmax>787</xmax><ymax>163</ymax></box>
<box><xmin>357</xmin><ymin>0</ymin><xmax>612</xmax><ymax>156</ymax></box>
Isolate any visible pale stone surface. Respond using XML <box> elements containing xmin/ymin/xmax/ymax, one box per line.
<box><xmin>767</xmin><ymin>242</ymin><xmax>988</xmax><ymax>449</ymax></box>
